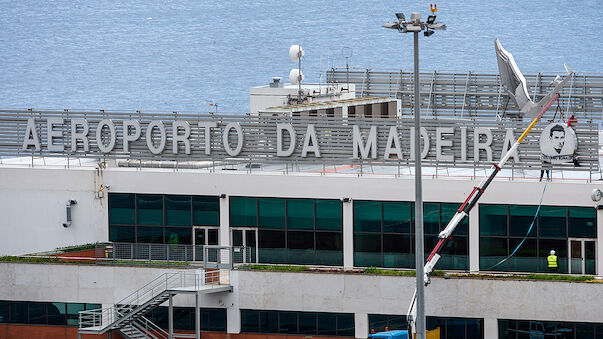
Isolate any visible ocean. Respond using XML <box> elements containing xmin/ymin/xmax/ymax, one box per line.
<box><xmin>0</xmin><ymin>0</ymin><xmax>601</xmax><ymax>113</ymax></box>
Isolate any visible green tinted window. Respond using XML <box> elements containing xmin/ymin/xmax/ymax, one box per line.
<box><xmin>109</xmin><ymin>193</ymin><xmax>135</xmax><ymax>225</ymax></box>
<box><xmin>354</xmin><ymin>201</ymin><xmax>381</xmax><ymax>232</ymax></box>
<box><xmin>424</xmin><ymin>203</ymin><xmax>440</xmax><ymax>234</ymax></box>
<box><xmin>165</xmin><ymin>195</ymin><xmax>191</xmax><ymax>226</ymax></box>
<box><xmin>287</xmin><ymin>199</ymin><xmax>314</xmax><ymax>230</ymax></box>
<box><xmin>441</xmin><ymin>203</ymin><xmax>468</xmax><ymax>235</ymax></box>
<box><xmin>258</xmin><ymin>198</ymin><xmax>285</xmax><ymax>229</ymax></box>
<box><xmin>316</xmin><ymin>200</ymin><xmax>342</xmax><ymax>230</ymax></box>
<box><xmin>230</xmin><ymin>197</ymin><xmax>257</xmax><ymax>227</ymax></box>
<box><xmin>480</xmin><ymin>205</ymin><xmax>507</xmax><ymax>236</ymax></box>
<box><xmin>137</xmin><ymin>195</ymin><xmax>163</xmax><ymax>226</ymax></box>
<box><xmin>479</xmin><ymin>237</ymin><xmax>508</xmax><ymax>271</ymax></box>
<box><xmin>193</xmin><ymin>196</ymin><xmax>219</xmax><ymax>226</ymax></box>
<box><xmin>509</xmin><ymin>205</ymin><xmax>538</xmax><ymax>237</ymax></box>
<box><xmin>568</xmin><ymin>207</ymin><xmax>596</xmax><ymax>238</ymax></box>
<box><xmin>109</xmin><ymin>225</ymin><xmax>135</xmax><ymax>243</ymax></box>
<box><xmin>137</xmin><ymin>226</ymin><xmax>164</xmax><ymax>243</ymax></box>
<box><xmin>383</xmin><ymin>202</ymin><xmax>410</xmax><ymax>233</ymax></box>
<box><xmin>538</xmin><ymin>206</ymin><xmax>566</xmax><ymax>238</ymax></box>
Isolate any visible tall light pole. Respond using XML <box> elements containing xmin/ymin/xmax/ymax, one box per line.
<box><xmin>383</xmin><ymin>9</ymin><xmax>445</xmax><ymax>339</ymax></box>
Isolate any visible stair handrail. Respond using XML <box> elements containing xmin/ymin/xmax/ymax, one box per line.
<box><xmin>131</xmin><ymin>315</ymin><xmax>169</xmax><ymax>339</ymax></box>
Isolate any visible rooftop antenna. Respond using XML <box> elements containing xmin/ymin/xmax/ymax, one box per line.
<box><xmin>342</xmin><ymin>47</ymin><xmax>352</xmax><ymax>90</ymax></box>
<box><xmin>289</xmin><ymin>45</ymin><xmax>305</xmax><ymax>104</ymax></box>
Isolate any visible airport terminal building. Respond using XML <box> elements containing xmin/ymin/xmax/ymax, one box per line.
<box><xmin>1</xmin><ymin>70</ymin><xmax>602</xmax><ymax>338</ymax></box>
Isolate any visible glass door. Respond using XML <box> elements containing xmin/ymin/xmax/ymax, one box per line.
<box><xmin>569</xmin><ymin>239</ymin><xmax>597</xmax><ymax>275</ymax></box>
<box><xmin>193</xmin><ymin>227</ymin><xmax>219</xmax><ymax>261</ymax></box>
<box><xmin>232</xmin><ymin>228</ymin><xmax>258</xmax><ymax>263</ymax></box>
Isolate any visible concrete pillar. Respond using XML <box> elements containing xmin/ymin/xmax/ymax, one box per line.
<box><xmin>220</xmin><ymin>196</ymin><xmax>230</xmax><ymax>247</ymax></box>
<box><xmin>469</xmin><ymin>205</ymin><xmax>480</xmax><ymax>272</ymax></box>
<box><xmin>597</xmin><ymin>206</ymin><xmax>603</xmax><ymax>277</ymax></box>
<box><xmin>227</xmin><ymin>307</ymin><xmax>241</xmax><ymax>334</ymax></box>
<box><xmin>484</xmin><ymin>318</ymin><xmax>498</xmax><ymax>339</ymax></box>
<box><xmin>343</xmin><ymin>200</ymin><xmax>354</xmax><ymax>268</ymax></box>
<box><xmin>354</xmin><ymin>313</ymin><xmax>368</xmax><ymax>339</ymax></box>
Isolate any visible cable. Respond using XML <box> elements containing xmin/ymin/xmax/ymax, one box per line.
<box><xmin>486</xmin><ymin>179</ymin><xmax>549</xmax><ymax>270</ymax></box>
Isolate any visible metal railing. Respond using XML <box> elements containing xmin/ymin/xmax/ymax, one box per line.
<box><xmin>94</xmin><ymin>242</ymin><xmax>254</xmax><ymax>267</ymax></box>
<box><xmin>79</xmin><ymin>269</ymin><xmax>229</xmax><ymax>332</ymax></box>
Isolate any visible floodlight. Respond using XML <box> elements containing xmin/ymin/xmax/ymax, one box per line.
<box><xmin>395</xmin><ymin>13</ymin><xmax>405</xmax><ymax>21</ymax></box>
<box><xmin>427</xmin><ymin>15</ymin><xmax>436</xmax><ymax>24</ymax></box>
<box><xmin>424</xmin><ymin>29</ymin><xmax>434</xmax><ymax>37</ymax></box>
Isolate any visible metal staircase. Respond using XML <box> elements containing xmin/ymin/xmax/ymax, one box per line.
<box><xmin>78</xmin><ymin>269</ymin><xmax>232</xmax><ymax>339</ymax></box>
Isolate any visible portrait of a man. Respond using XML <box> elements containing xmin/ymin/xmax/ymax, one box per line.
<box><xmin>539</xmin><ymin>123</ymin><xmax>577</xmax><ymax>164</ymax></box>
<box><xmin>550</xmin><ymin>124</ymin><xmax>565</xmax><ymax>154</ymax></box>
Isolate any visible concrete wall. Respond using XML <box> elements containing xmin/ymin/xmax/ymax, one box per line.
<box><xmin>0</xmin><ymin>166</ymin><xmax>601</xmax><ymax>277</ymax></box>
<box><xmin>0</xmin><ymin>263</ymin><xmax>602</xmax><ymax>339</ymax></box>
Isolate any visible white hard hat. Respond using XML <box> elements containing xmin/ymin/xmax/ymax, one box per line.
<box><xmin>550</xmin><ymin>250</ymin><xmax>556</xmax><ymax>255</ymax></box>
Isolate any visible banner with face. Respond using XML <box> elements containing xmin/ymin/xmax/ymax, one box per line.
<box><xmin>539</xmin><ymin>123</ymin><xmax>577</xmax><ymax>164</ymax></box>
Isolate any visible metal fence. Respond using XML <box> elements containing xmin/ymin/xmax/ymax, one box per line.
<box><xmin>94</xmin><ymin>242</ymin><xmax>254</xmax><ymax>267</ymax></box>
<box><xmin>327</xmin><ymin>68</ymin><xmax>603</xmax><ymax>122</ymax></box>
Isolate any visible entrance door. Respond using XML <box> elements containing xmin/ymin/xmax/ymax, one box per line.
<box><xmin>232</xmin><ymin>228</ymin><xmax>258</xmax><ymax>263</ymax></box>
<box><xmin>569</xmin><ymin>239</ymin><xmax>597</xmax><ymax>275</ymax></box>
<box><xmin>193</xmin><ymin>227</ymin><xmax>219</xmax><ymax>261</ymax></box>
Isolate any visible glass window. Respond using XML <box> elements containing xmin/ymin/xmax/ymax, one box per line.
<box><xmin>568</xmin><ymin>207</ymin><xmax>596</xmax><ymax>238</ymax></box>
<box><xmin>299</xmin><ymin>312</ymin><xmax>317</xmax><ymax>334</ymax></box>
<box><xmin>508</xmin><ymin>238</ymin><xmax>538</xmax><ymax>272</ymax></box>
<box><xmin>538</xmin><ymin>239</ymin><xmax>567</xmax><ymax>273</ymax></box>
<box><xmin>424</xmin><ymin>203</ymin><xmax>440</xmax><ymax>234</ymax></box>
<box><xmin>318</xmin><ymin>313</ymin><xmax>337</xmax><ymax>336</ymax></box>
<box><xmin>337</xmin><ymin>313</ymin><xmax>355</xmax><ymax>336</ymax></box>
<box><xmin>241</xmin><ymin>310</ymin><xmax>259</xmax><ymax>332</ymax></box>
<box><xmin>441</xmin><ymin>203</ymin><xmax>468</xmax><ymax>235</ymax></box>
<box><xmin>480</xmin><ymin>237</ymin><xmax>508</xmax><ymax>271</ymax></box>
<box><xmin>193</xmin><ymin>196</ymin><xmax>219</xmax><ymax>226</ymax></box>
<box><xmin>440</xmin><ymin>236</ymin><xmax>469</xmax><ymax>271</ymax></box>
<box><xmin>354</xmin><ymin>233</ymin><xmax>381</xmax><ymax>267</ymax></box>
<box><xmin>109</xmin><ymin>193</ymin><xmax>135</xmax><ymax>225</ymax></box>
<box><xmin>67</xmin><ymin>303</ymin><xmax>85</xmax><ymax>326</ymax></box>
<box><xmin>383</xmin><ymin>234</ymin><xmax>412</xmax><ymax>268</ymax></box>
<box><xmin>230</xmin><ymin>197</ymin><xmax>257</xmax><ymax>227</ymax></box>
<box><xmin>10</xmin><ymin>302</ymin><xmax>27</xmax><ymax>323</ymax></box>
<box><xmin>538</xmin><ymin>206</ymin><xmax>566</xmax><ymax>238</ymax></box>
<box><xmin>258</xmin><ymin>198</ymin><xmax>285</xmax><ymax>229</ymax></box>
<box><xmin>137</xmin><ymin>226</ymin><xmax>164</xmax><ymax>243</ymax></box>
<box><xmin>205</xmin><ymin>308</ymin><xmax>226</xmax><ymax>332</ymax></box>
<box><xmin>354</xmin><ymin>201</ymin><xmax>381</xmax><ymax>232</ymax></box>
<box><xmin>316</xmin><ymin>232</ymin><xmax>343</xmax><ymax>266</ymax></box>
<box><xmin>259</xmin><ymin>310</ymin><xmax>278</xmax><ymax>334</ymax></box>
<box><xmin>173</xmin><ymin>307</ymin><xmax>194</xmax><ymax>331</ymax></box>
<box><xmin>383</xmin><ymin>202</ymin><xmax>411</xmax><ymax>233</ymax></box>
<box><xmin>0</xmin><ymin>301</ymin><xmax>9</xmax><ymax>323</ymax></box>
<box><xmin>287</xmin><ymin>231</ymin><xmax>314</xmax><ymax>264</ymax></box>
<box><xmin>28</xmin><ymin>302</ymin><xmax>46</xmax><ymax>324</ymax></box>
<box><xmin>287</xmin><ymin>199</ymin><xmax>314</xmax><ymax>230</ymax></box>
<box><xmin>509</xmin><ymin>205</ymin><xmax>538</xmax><ymax>237</ymax></box>
<box><xmin>165</xmin><ymin>195</ymin><xmax>191</xmax><ymax>226</ymax></box>
<box><xmin>480</xmin><ymin>205</ymin><xmax>507</xmax><ymax>236</ymax></box>
<box><xmin>316</xmin><ymin>200</ymin><xmax>342</xmax><ymax>230</ymax></box>
<box><xmin>279</xmin><ymin>311</ymin><xmax>298</xmax><ymax>333</ymax></box>
<box><xmin>109</xmin><ymin>225</ymin><xmax>135</xmax><ymax>243</ymax></box>
<box><xmin>137</xmin><ymin>195</ymin><xmax>164</xmax><ymax>226</ymax></box>
<box><xmin>47</xmin><ymin>302</ymin><xmax>66</xmax><ymax>325</ymax></box>
<box><xmin>165</xmin><ymin>227</ymin><xmax>192</xmax><ymax>245</ymax></box>
<box><xmin>258</xmin><ymin>230</ymin><xmax>286</xmax><ymax>263</ymax></box>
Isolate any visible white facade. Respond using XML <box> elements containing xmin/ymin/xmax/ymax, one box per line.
<box><xmin>0</xmin><ymin>165</ymin><xmax>602</xmax><ymax>277</ymax></box>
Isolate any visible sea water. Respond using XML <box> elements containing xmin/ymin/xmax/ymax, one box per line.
<box><xmin>0</xmin><ymin>0</ymin><xmax>601</xmax><ymax>112</ymax></box>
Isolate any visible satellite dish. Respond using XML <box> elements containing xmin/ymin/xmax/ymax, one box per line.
<box><xmin>289</xmin><ymin>69</ymin><xmax>304</xmax><ymax>85</ymax></box>
<box><xmin>289</xmin><ymin>45</ymin><xmax>304</xmax><ymax>62</ymax></box>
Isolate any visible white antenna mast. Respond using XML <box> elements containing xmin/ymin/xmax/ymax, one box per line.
<box><xmin>289</xmin><ymin>45</ymin><xmax>305</xmax><ymax>104</ymax></box>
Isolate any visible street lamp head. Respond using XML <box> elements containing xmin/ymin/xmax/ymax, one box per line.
<box><xmin>410</xmin><ymin>12</ymin><xmax>421</xmax><ymax>24</ymax></box>
<box><xmin>427</xmin><ymin>15</ymin><xmax>437</xmax><ymax>24</ymax></box>
<box><xmin>395</xmin><ymin>12</ymin><xmax>405</xmax><ymax>22</ymax></box>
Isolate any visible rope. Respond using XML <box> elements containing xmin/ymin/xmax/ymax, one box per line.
<box><xmin>486</xmin><ymin>179</ymin><xmax>549</xmax><ymax>270</ymax></box>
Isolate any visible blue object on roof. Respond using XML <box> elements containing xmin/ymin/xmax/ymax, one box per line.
<box><xmin>368</xmin><ymin>329</ymin><xmax>409</xmax><ymax>338</ymax></box>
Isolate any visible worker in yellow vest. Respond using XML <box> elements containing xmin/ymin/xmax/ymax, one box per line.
<box><xmin>547</xmin><ymin>250</ymin><xmax>558</xmax><ymax>272</ymax></box>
